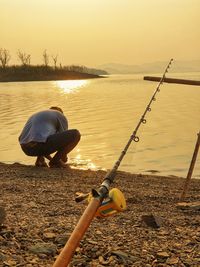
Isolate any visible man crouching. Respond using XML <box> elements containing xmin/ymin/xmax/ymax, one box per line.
<box><xmin>19</xmin><ymin>106</ymin><xmax>81</xmax><ymax>168</ymax></box>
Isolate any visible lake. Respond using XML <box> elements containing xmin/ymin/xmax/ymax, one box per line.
<box><xmin>0</xmin><ymin>73</ymin><xmax>199</xmax><ymax>178</ymax></box>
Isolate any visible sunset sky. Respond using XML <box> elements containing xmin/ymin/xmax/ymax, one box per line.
<box><xmin>1</xmin><ymin>0</ymin><xmax>199</xmax><ymax>67</ymax></box>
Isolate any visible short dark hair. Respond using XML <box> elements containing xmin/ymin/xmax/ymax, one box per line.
<box><xmin>50</xmin><ymin>106</ymin><xmax>63</xmax><ymax>113</ymax></box>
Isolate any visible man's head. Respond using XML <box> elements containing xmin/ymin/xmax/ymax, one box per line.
<box><xmin>50</xmin><ymin>106</ymin><xmax>63</xmax><ymax>113</ymax></box>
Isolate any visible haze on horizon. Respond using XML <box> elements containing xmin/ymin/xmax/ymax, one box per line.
<box><xmin>1</xmin><ymin>0</ymin><xmax>199</xmax><ymax>67</ymax></box>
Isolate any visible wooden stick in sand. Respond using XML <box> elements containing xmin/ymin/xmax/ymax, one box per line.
<box><xmin>180</xmin><ymin>131</ymin><xmax>200</xmax><ymax>200</ymax></box>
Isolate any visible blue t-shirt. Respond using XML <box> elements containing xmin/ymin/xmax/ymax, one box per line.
<box><xmin>19</xmin><ymin>110</ymin><xmax>68</xmax><ymax>144</ymax></box>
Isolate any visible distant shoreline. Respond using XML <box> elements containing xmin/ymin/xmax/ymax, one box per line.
<box><xmin>0</xmin><ymin>72</ymin><xmax>103</xmax><ymax>83</ymax></box>
<box><xmin>0</xmin><ymin>65</ymin><xmax>107</xmax><ymax>83</ymax></box>
<box><xmin>0</xmin><ymin>75</ymin><xmax>103</xmax><ymax>83</ymax></box>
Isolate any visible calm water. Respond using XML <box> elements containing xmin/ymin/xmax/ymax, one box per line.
<box><xmin>0</xmin><ymin>73</ymin><xmax>199</xmax><ymax>178</ymax></box>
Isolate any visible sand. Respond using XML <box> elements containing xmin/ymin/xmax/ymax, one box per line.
<box><xmin>0</xmin><ymin>162</ymin><xmax>199</xmax><ymax>267</ymax></box>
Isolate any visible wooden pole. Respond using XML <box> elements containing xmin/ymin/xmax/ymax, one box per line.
<box><xmin>180</xmin><ymin>131</ymin><xmax>200</xmax><ymax>200</ymax></box>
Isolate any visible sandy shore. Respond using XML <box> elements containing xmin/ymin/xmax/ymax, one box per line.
<box><xmin>0</xmin><ymin>162</ymin><xmax>199</xmax><ymax>266</ymax></box>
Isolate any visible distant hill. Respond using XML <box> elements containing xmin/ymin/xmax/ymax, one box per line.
<box><xmin>98</xmin><ymin>60</ymin><xmax>200</xmax><ymax>74</ymax></box>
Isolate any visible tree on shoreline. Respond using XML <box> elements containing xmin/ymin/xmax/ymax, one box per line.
<box><xmin>0</xmin><ymin>48</ymin><xmax>108</xmax><ymax>78</ymax></box>
<box><xmin>0</xmin><ymin>48</ymin><xmax>11</xmax><ymax>68</ymax></box>
<box><xmin>52</xmin><ymin>54</ymin><xmax>58</xmax><ymax>69</ymax></box>
<box><xmin>17</xmin><ymin>50</ymin><xmax>31</xmax><ymax>66</ymax></box>
<box><xmin>43</xmin><ymin>50</ymin><xmax>49</xmax><ymax>67</ymax></box>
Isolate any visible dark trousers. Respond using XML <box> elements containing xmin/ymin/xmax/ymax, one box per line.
<box><xmin>21</xmin><ymin>129</ymin><xmax>81</xmax><ymax>160</ymax></box>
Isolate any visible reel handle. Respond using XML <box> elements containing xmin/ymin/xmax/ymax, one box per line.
<box><xmin>75</xmin><ymin>193</ymin><xmax>89</xmax><ymax>203</ymax></box>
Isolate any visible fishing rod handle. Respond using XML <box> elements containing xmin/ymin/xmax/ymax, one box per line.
<box><xmin>52</xmin><ymin>197</ymin><xmax>101</xmax><ymax>267</ymax></box>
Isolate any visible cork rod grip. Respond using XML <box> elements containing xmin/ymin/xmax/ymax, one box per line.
<box><xmin>52</xmin><ymin>197</ymin><xmax>101</xmax><ymax>267</ymax></box>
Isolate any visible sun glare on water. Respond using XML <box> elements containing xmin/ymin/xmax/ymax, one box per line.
<box><xmin>69</xmin><ymin>149</ymin><xmax>99</xmax><ymax>171</ymax></box>
<box><xmin>56</xmin><ymin>80</ymin><xmax>88</xmax><ymax>93</ymax></box>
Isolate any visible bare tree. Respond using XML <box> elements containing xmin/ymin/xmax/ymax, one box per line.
<box><xmin>43</xmin><ymin>50</ymin><xmax>49</xmax><ymax>67</ymax></box>
<box><xmin>52</xmin><ymin>54</ymin><xmax>58</xmax><ymax>69</ymax></box>
<box><xmin>0</xmin><ymin>48</ymin><xmax>11</xmax><ymax>68</ymax></box>
<box><xmin>17</xmin><ymin>50</ymin><xmax>31</xmax><ymax>66</ymax></box>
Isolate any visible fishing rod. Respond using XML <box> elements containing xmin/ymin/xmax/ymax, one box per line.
<box><xmin>102</xmin><ymin>58</ymin><xmax>173</xmax><ymax>187</ymax></box>
<box><xmin>52</xmin><ymin>58</ymin><xmax>173</xmax><ymax>267</ymax></box>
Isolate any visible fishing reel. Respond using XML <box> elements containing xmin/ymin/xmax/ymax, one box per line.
<box><xmin>75</xmin><ymin>188</ymin><xmax>126</xmax><ymax>218</ymax></box>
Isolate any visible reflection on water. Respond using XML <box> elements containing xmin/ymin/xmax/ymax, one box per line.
<box><xmin>56</xmin><ymin>80</ymin><xmax>88</xmax><ymax>93</ymax></box>
<box><xmin>70</xmin><ymin>148</ymin><xmax>98</xmax><ymax>171</ymax></box>
<box><xmin>0</xmin><ymin>74</ymin><xmax>199</xmax><ymax>178</ymax></box>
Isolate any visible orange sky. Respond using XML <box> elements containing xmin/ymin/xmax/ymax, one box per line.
<box><xmin>1</xmin><ymin>0</ymin><xmax>200</xmax><ymax>67</ymax></box>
